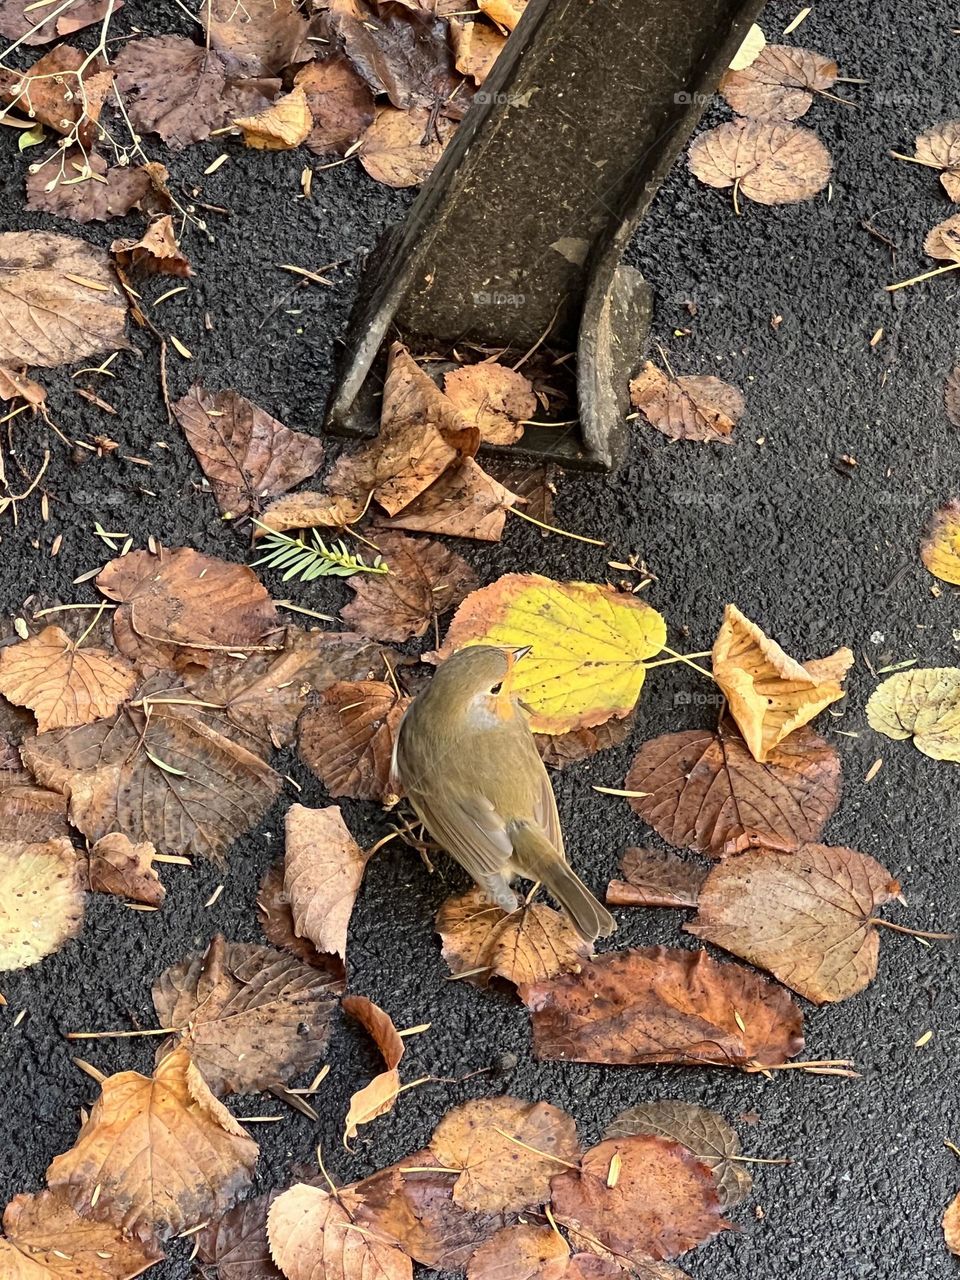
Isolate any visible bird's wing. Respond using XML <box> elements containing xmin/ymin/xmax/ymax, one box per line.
<box><xmin>406</xmin><ymin>784</ymin><xmax>514</xmax><ymax>879</ymax></box>
<box><xmin>531</xmin><ymin>755</ymin><xmax>565</xmax><ymax>859</ymax></box>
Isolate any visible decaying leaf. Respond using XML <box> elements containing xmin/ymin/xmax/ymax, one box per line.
<box><xmin>719</xmin><ymin>44</ymin><xmax>837</xmax><ymax>120</ymax></box>
<box><xmin>438</xmin><ymin>575</ymin><xmax>667</xmax><ymax>734</ymax></box>
<box><xmin>88</xmin><ymin>833</ymin><xmax>165</xmax><ymax>908</ymax></box>
<box><xmin>487</xmin><ymin>460</ymin><xmax>557</xmax><ymax>527</ymax></box>
<box><xmin>430</xmin><ymin>1096</ymin><xmax>580</xmax><ymax>1215</ymax></box>
<box><xmin>945</xmin><ymin>366</ymin><xmax>960</xmax><ymax>427</ymax></box>
<box><xmin>443</xmin><ymin>363</ymin><xmax>536</xmax><ymax>445</ymax></box>
<box><xmin>467</xmin><ymin>1224</ymin><xmax>624</xmax><ymax>1279</ymax></box>
<box><xmin>0</xmin><ymin>838</ymin><xmax>85</xmax><ymax>972</ymax></box>
<box><xmin>257</xmin><ymin>490</ymin><xmax>366</xmax><ymax>535</ymax></box>
<box><xmin>946</xmin><ymin>1192</ymin><xmax>960</xmax><ymax>1257</ymax></box>
<box><xmin>0</xmin><ymin>625</ymin><xmax>135</xmax><ymax>733</ymax></box>
<box><xmin>341</xmin><ymin>531</ymin><xmax>476</xmax><ymax>642</ymax></box>
<box><xmin>624</xmin><ymin>723</ymin><xmax>842</xmax><ymax>857</ymax></box>
<box><xmin>284</xmin><ymin>803</ymin><xmax>368</xmax><ymax>963</ymax></box>
<box><xmin>606</xmin><ymin>847</ymin><xmax>708</xmax><ymax>909</ymax></box>
<box><xmin>329</xmin><ymin>0</ymin><xmax>460</xmax><ymax>111</ymax></box>
<box><xmin>604</xmin><ymin>1101</ymin><xmax>751</xmax><ymax>1209</ymax></box>
<box><xmin>295</xmin><ymin>56</ymin><xmax>376</xmax><ymax>156</ymax></box>
<box><xmin>0</xmin><ymin>45</ymin><xmax>108</xmax><ymax>138</ymax></box>
<box><xmin>478</xmin><ymin>0</ymin><xmax>526</xmax><ymax>30</ymax></box>
<box><xmin>257</xmin><ymin>861</ymin><xmax>330</xmax><ymax>969</ymax></box>
<box><xmin>0</xmin><ymin>366</ymin><xmax>45</xmax><ymax>406</ymax></box>
<box><xmin>924</xmin><ymin>213</ymin><xmax>960</xmax><ymax>264</ymax></box>
<box><xmin>111</xmin><ymin>215</ymin><xmax>192</xmax><ymax>278</ymax></box>
<box><xmin>550</xmin><ymin>1134</ymin><xmax>729</xmax><ymax>1265</ymax></box>
<box><xmin>436</xmin><ymin>886</ymin><xmax>590</xmax><ymax>987</ymax></box>
<box><xmin>380</xmin><ymin>457</ymin><xmax>523</xmax><ymax>543</ymax></box>
<box><xmin>0</xmin><ymin>1188</ymin><xmax>163</xmax><ymax>1280</ymax></box>
<box><xmin>0</xmin><ymin>0</ymin><xmax>123</xmax><ymax>42</ymax></box>
<box><xmin>26</xmin><ymin>151</ymin><xmax>166</xmax><ymax>225</ymax></box>
<box><xmin>173</xmin><ymin>386</ymin><xmax>325</xmax><ymax>520</ymax></box>
<box><xmin>865</xmin><ymin>667</ymin><xmax>960</xmax><ymax>762</ymax></box>
<box><xmin>535</xmin><ymin>713</ymin><xmax>634</xmax><ymax>770</ymax></box>
<box><xmin>47</xmin><ymin>1047</ymin><xmax>258</xmax><ymax>1242</ymax></box>
<box><xmin>0</xmin><ymin>230</ymin><xmax>129</xmax><ymax>368</ymax></box>
<box><xmin>0</xmin><ymin>773</ymin><xmax>69</xmax><ymax>840</ymax></box>
<box><xmin>115</xmin><ymin>36</ymin><xmax>228</xmax><ymax>149</ymax></box>
<box><xmin>921</xmin><ymin>498</ymin><xmax>960</xmax><ymax>586</ymax></box>
<box><xmin>521</xmin><ymin>946</ymin><xmax>805</xmax><ymax>1069</ymax></box>
<box><xmin>915</xmin><ymin>120</ymin><xmax>960</xmax><ymax>201</ymax></box>
<box><xmin>269</xmin><ymin>1183</ymin><xmax>412</xmax><ymax>1280</ymax></box>
<box><xmin>685</xmin><ymin>844</ymin><xmax>902</xmax><ymax>1004</ymax></box>
<box><xmin>298</xmin><ymin>679</ymin><xmax>409</xmax><ymax>801</ymax></box>
<box><xmin>712</xmin><ymin>604</ymin><xmax>852</xmax><ymax>762</ymax></box>
<box><xmin>235</xmin><ymin>85</ymin><xmax>312</xmax><ymax>149</ymax></box>
<box><xmin>360</xmin><ymin>107</ymin><xmax>457</xmax><ymax>187</ymax></box>
<box><xmin>688</xmin><ymin>119</ymin><xmax>831</xmax><ymax>205</ymax></box>
<box><xmin>451</xmin><ymin>20</ymin><xmax>507</xmax><ymax>85</ymax></box>
<box><xmin>204</xmin><ymin>0</ymin><xmax>308</xmax><ymax>77</ymax></box>
<box><xmin>343</xmin><ymin>995</ymin><xmax>406</xmax><ymax>1141</ymax></box>
<box><xmin>197</xmin><ymin>1191</ymin><xmax>281</xmax><ymax>1280</ymax></box>
<box><xmin>629</xmin><ymin>361</ymin><xmax>744</xmax><ymax>443</ymax></box>
<box><xmin>153</xmin><ymin>935</ymin><xmax>341</xmax><ymax>1095</ymax></box>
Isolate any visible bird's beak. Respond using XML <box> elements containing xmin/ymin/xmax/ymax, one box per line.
<box><xmin>512</xmin><ymin>645</ymin><xmax>532</xmax><ymax>661</ymax></box>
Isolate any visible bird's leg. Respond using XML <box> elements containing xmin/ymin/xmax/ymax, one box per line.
<box><xmin>480</xmin><ymin>873</ymin><xmax>520</xmax><ymax>914</ymax></box>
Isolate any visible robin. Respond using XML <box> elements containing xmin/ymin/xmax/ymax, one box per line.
<box><xmin>393</xmin><ymin>645</ymin><xmax>616</xmax><ymax>942</ymax></box>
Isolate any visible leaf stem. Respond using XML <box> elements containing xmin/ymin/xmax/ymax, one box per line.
<box><xmin>885</xmin><ymin>261</ymin><xmax>960</xmax><ymax>292</ymax></box>
<box><xmin>508</xmin><ymin>507</ymin><xmax>606</xmax><ymax>546</ymax></box>
<box><xmin>867</xmin><ymin>919</ymin><xmax>955</xmax><ymax>940</ymax></box>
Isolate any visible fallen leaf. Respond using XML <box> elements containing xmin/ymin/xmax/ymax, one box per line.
<box><xmin>451</xmin><ymin>20</ymin><xmax>507</xmax><ymax>85</ymax></box>
<box><xmin>269</xmin><ymin>1186</ymin><xmax>414</xmax><ymax>1279</ymax></box>
<box><xmin>623</xmin><ymin>722</ymin><xmax>842</xmax><ymax>856</ymax></box>
<box><xmin>535</xmin><ymin>712</ymin><xmax>634</xmax><ymax>770</ymax></box>
<box><xmin>521</xmin><ymin>946</ymin><xmax>805</xmax><ymax>1069</ymax></box>
<box><xmin>0</xmin><ymin>774</ymin><xmax>70</xmax><ymax>840</ymax></box>
<box><xmin>946</xmin><ymin>1192</ymin><xmax>960</xmax><ymax>1256</ymax></box>
<box><xmin>550</xmin><ymin>1134</ymin><xmax>728</xmax><ymax>1265</ymax></box>
<box><xmin>0</xmin><ymin>1188</ymin><xmax>162</xmax><ymax>1280</ymax></box>
<box><xmin>712</xmin><ymin>604</ymin><xmax>852</xmax><ymax>762</ymax></box>
<box><xmin>26</xmin><ymin>151</ymin><xmax>166</xmax><ymax>224</ymax></box>
<box><xmin>197</xmin><ymin>1191</ymin><xmax>282</xmax><ymax>1280</ymax></box>
<box><xmin>604</xmin><ymin>1101</ymin><xmax>751</xmax><ymax>1209</ymax></box>
<box><xmin>0</xmin><ymin>0</ymin><xmax>122</xmax><ymax>42</ymax></box>
<box><xmin>486</xmin><ymin>460</ymin><xmax>557</xmax><ymax>526</ymax></box>
<box><xmin>921</xmin><ymin>498</ymin><xmax>960</xmax><ymax>585</ymax></box>
<box><xmin>443</xmin><ymin>363</ymin><xmax>536</xmax><ymax>445</ymax></box>
<box><xmin>478</xmin><ymin>0</ymin><xmax>526</xmax><ymax>30</ymax></box>
<box><xmin>46</xmin><ymin>1046</ymin><xmax>258</xmax><ymax>1242</ymax></box>
<box><xmin>606</xmin><ymin>847</ymin><xmax>708</xmax><ymax>909</ymax></box>
<box><xmin>56</xmin><ymin>0</ymin><xmax>125</xmax><ymax>36</ymax></box>
<box><xmin>719</xmin><ymin>44</ymin><xmax>837</xmax><ymax>120</ymax></box>
<box><xmin>341</xmin><ymin>531</ymin><xmax>476</xmax><ymax>642</ymax></box>
<box><xmin>685</xmin><ymin>844</ymin><xmax>902</xmax><ymax>1004</ymax></box>
<box><xmin>115</xmin><ymin>36</ymin><xmax>228</xmax><ymax>149</ymax></box>
<box><xmin>728</xmin><ymin>21</ymin><xmax>765</xmax><ymax>71</ymax></box>
<box><xmin>256</xmin><ymin>490</ymin><xmax>366</xmax><ymax>535</ymax></box>
<box><xmin>153</xmin><ymin>934</ymin><xmax>342</xmax><ymax>1095</ymax></box>
<box><xmin>0</xmin><ymin>45</ymin><xmax>107</xmax><ymax>138</ymax></box>
<box><xmin>865</xmin><ymin>667</ymin><xmax>960</xmax><ymax>761</ymax></box>
<box><xmin>235</xmin><ymin>85</ymin><xmax>312</xmax><ymax>149</ymax></box>
<box><xmin>438</xmin><ymin>574</ymin><xmax>667</xmax><ymax>734</ymax></box>
<box><xmin>0</xmin><ymin>366</ymin><xmax>45</xmax><ymax>406</ymax></box>
<box><xmin>257</xmin><ymin>860</ymin><xmax>332</xmax><ymax>970</ymax></box>
<box><xmin>329</xmin><ymin>0</ymin><xmax>460</xmax><ymax>111</ymax></box>
<box><xmin>946</xmin><ymin>366</ymin><xmax>960</xmax><ymax>427</ymax></box>
<box><xmin>430</xmin><ymin>1097</ymin><xmax>580</xmax><ymax>1215</ymax></box>
<box><xmin>467</xmin><ymin>1224</ymin><xmax>624</xmax><ymax>1279</ymax></box>
<box><xmin>295</xmin><ymin>56</ymin><xmax>376</xmax><ymax>156</ymax></box>
<box><xmin>915</xmin><ymin>120</ymin><xmax>960</xmax><ymax>201</ymax></box>
<box><xmin>436</xmin><ymin>886</ymin><xmax>590</xmax><ymax>987</ymax></box>
<box><xmin>342</xmin><ymin>995</ymin><xmax>405</xmax><ymax>1140</ymax></box>
<box><xmin>688</xmin><ymin>119</ymin><xmax>831</xmax><ymax>205</ymax></box>
<box><xmin>173</xmin><ymin>386</ymin><xmax>325</xmax><ymax>519</ymax></box>
<box><xmin>204</xmin><ymin>0</ymin><xmax>308</xmax><ymax>76</ymax></box>
<box><xmin>0</xmin><ymin>625</ymin><xmax>134</xmax><ymax>734</ymax></box>
<box><xmin>0</xmin><ymin>230</ymin><xmax>129</xmax><ymax>368</ymax></box>
<box><xmin>298</xmin><ymin>679</ymin><xmax>409</xmax><ymax>801</ymax></box>
<box><xmin>360</xmin><ymin>106</ymin><xmax>457</xmax><ymax>187</ymax></box>
<box><xmin>629</xmin><ymin>361</ymin><xmax>744</xmax><ymax>443</ymax></box>
<box><xmin>924</xmin><ymin>213</ymin><xmax>960</xmax><ymax>264</ymax></box>
<box><xmin>0</xmin><ymin>838</ymin><xmax>84</xmax><ymax>972</ymax></box>
<box><xmin>89</xmin><ymin>833</ymin><xmax>165</xmax><ymax>907</ymax></box>
<box><xmin>380</xmin><ymin>457</ymin><xmax>521</xmax><ymax>542</ymax></box>
<box><xmin>111</xmin><ymin>215</ymin><xmax>192</xmax><ymax>278</ymax></box>
<box><xmin>284</xmin><ymin>803</ymin><xmax>368</xmax><ymax>963</ymax></box>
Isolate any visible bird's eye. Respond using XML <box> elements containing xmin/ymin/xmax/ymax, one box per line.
<box><xmin>491</xmin><ymin>681</ymin><xmax>503</xmax><ymax>694</ymax></box>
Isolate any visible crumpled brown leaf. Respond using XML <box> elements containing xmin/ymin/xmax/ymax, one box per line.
<box><xmin>685</xmin><ymin>843</ymin><xmax>903</xmax><ymax>1004</ymax></box>
<box><xmin>478</xmin><ymin>0</ymin><xmax>526</xmax><ymax>30</ymax></box>
<box><xmin>360</xmin><ymin>107</ymin><xmax>457</xmax><ymax>187</ymax></box>
<box><xmin>268</xmin><ymin>1183</ymin><xmax>412</xmax><ymax>1280</ymax></box>
<box><xmin>0</xmin><ymin>837</ymin><xmax>85</xmax><ymax>972</ymax></box>
<box><xmin>329</xmin><ymin>0</ymin><xmax>460</xmax><ymax>112</ymax></box>
<box><xmin>26</xmin><ymin>151</ymin><xmax>168</xmax><ymax>225</ymax></box>
<box><xmin>0</xmin><ymin>772</ymin><xmax>69</xmax><ymax>840</ymax></box>
<box><xmin>153</xmin><ymin>934</ymin><xmax>342</xmax><ymax>1095</ymax></box>
<box><xmin>342</xmin><ymin>995</ymin><xmax>406</xmax><ymax>1141</ymax></box>
<box><xmin>257</xmin><ymin>860</ymin><xmax>332</xmax><ymax>970</ymax></box>
<box><xmin>256</xmin><ymin>490</ymin><xmax>366</xmax><ymax>536</ymax></box>
<box><xmin>173</xmin><ymin>385</ymin><xmax>325</xmax><ymax>520</ymax></box>
<box><xmin>0</xmin><ymin>366</ymin><xmax>45</xmax><ymax>406</ymax></box>
<box><xmin>115</xmin><ymin>36</ymin><xmax>228</xmax><ymax>149</ymax></box>
<box><xmin>443</xmin><ymin>363</ymin><xmax>536</xmax><ymax>445</ymax></box>
<box><xmin>521</xmin><ymin>946</ymin><xmax>805</xmax><ymax>1069</ymax></box>
<box><xmin>0</xmin><ymin>45</ymin><xmax>109</xmax><ymax>139</ymax></box>
<box><xmin>688</xmin><ymin>119</ymin><xmax>831</xmax><ymax>205</ymax></box>
<box><xmin>284</xmin><ymin>803</ymin><xmax>368</xmax><ymax>964</ymax></box>
<box><xmin>298</xmin><ymin>679</ymin><xmax>409</xmax><ymax>801</ymax></box>
<box><xmin>719</xmin><ymin>44</ymin><xmax>837</xmax><ymax>120</ymax></box>
<box><xmin>623</xmin><ymin>722</ymin><xmax>842</xmax><ymax>857</ymax></box>
<box><xmin>924</xmin><ymin>213</ymin><xmax>960</xmax><ymax>264</ymax></box>
<box><xmin>946</xmin><ymin>1191</ymin><xmax>960</xmax><ymax>1256</ymax></box>
<box><xmin>629</xmin><ymin>361</ymin><xmax>744</xmax><ymax>443</ymax></box>
<box><xmin>606</xmin><ymin>847</ymin><xmax>708</xmax><ymax>909</ymax></box>
<box><xmin>235</xmin><ymin>86</ymin><xmax>312</xmax><ymax>149</ymax></box>
<box><xmin>0</xmin><ymin>1187</ymin><xmax>162</xmax><ymax>1280</ymax></box>
<box><xmin>47</xmin><ymin>1046</ymin><xmax>258</xmax><ymax>1242</ymax></box>
<box><xmin>295</xmin><ymin>55</ymin><xmax>376</xmax><ymax>156</ymax></box>
<box><xmin>0</xmin><ymin>0</ymin><xmax>123</xmax><ymax>43</ymax></box>
<box><xmin>536</xmin><ymin>712</ymin><xmax>634</xmax><ymax>770</ymax></box>
<box><xmin>197</xmin><ymin>1190</ymin><xmax>281</xmax><ymax>1280</ymax></box>
<box><xmin>380</xmin><ymin>457</ymin><xmax>522</xmax><ymax>542</ymax></box>
<box><xmin>0</xmin><ymin>624</ymin><xmax>136</xmax><ymax>732</ymax></box>
<box><xmin>467</xmin><ymin>1224</ymin><xmax>624</xmax><ymax>1279</ymax></box>
<box><xmin>865</xmin><ymin>666</ymin><xmax>960</xmax><ymax>762</ymax></box>
<box><xmin>88</xmin><ymin>833</ymin><xmax>165</xmax><ymax>908</ymax></box>
<box><xmin>915</xmin><ymin>120</ymin><xmax>960</xmax><ymax>201</ymax></box>
<box><xmin>111</xmin><ymin>215</ymin><xmax>192</xmax><ymax>278</ymax></box>
<box><xmin>340</xmin><ymin>531</ymin><xmax>476</xmax><ymax>642</ymax></box>
<box><xmin>451</xmin><ymin>20</ymin><xmax>507</xmax><ymax>86</ymax></box>
<box><xmin>203</xmin><ymin>0</ymin><xmax>308</xmax><ymax>77</ymax></box>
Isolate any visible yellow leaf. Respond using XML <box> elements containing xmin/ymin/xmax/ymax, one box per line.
<box><xmin>234</xmin><ymin>86</ymin><xmax>312</xmax><ymax>150</ymax></box>
<box><xmin>0</xmin><ymin>838</ymin><xmax>85</xmax><ymax>972</ymax></box>
<box><xmin>921</xmin><ymin>499</ymin><xmax>960</xmax><ymax>585</ymax></box>
<box><xmin>711</xmin><ymin>604</ymin><xmax>852</xmax><ymax>762</ymax></box>
<box><xmin>865</xmin><ymin>667</ymin><xmax>960</xmax><ymax>762</ymax></box>
<box><xmin>439</xmin><ymin>574</ymin><xmax>667</xmax><ymax>734</ymax></box>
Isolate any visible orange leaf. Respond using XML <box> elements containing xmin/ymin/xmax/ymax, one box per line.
<box><xmin>342</xmin><ymin>995</ymin><xmax>406</xmax><ymax>1141</ymax></box>
<box><xmin>0</xmin><ymin>625</ymin><xmax>136</xmax><ymax>733</ymax></box>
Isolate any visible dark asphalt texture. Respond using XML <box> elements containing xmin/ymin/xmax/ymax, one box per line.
<box><xmin>2</xmin><ymin>0</ymin><xmax>960</xmax><ymax>1276</ymax></box>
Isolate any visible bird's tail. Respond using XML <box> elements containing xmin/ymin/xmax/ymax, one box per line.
<box><xmin>509</xmin><ymin>822</ymin><xmax>616</xmax><ymax>942</ymax></box>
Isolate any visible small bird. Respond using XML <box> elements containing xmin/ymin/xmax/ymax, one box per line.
<box><xmin>393</xmin><ymin>645</ymin><xmax>616</xmax><ymax>941</ymax></box>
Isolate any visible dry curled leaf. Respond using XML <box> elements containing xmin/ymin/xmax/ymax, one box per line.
<box><xmin>430</xmin><ymin>1096</ymin><xmax>580</xmax><ymax>1215</ymax></box>
<box><xmin>235</xmin><ymin>85</ymin><xmax>312</xmax><ymax>149</ymax></box>
<box><xmin>153</xmin><ymin>934</ymin><xmax>341</xmax><ymax>1095</ymax></box>
<box><xmin>204</xmin><ymin>0</ymin><xmax>308</xmax><ymax>77</ymax></box>
<box><xmin>521</xmin><ymin>946</ymin><xmax>804</xmax><ymax>1069</ymax></box>
<box><xmin>341</xmin><ymin>531</ymin><xmax>477</xmax><ymax>642</ymax></box>
<box><xmin>946</xmin><ymin>366</ymin><xmax>960</xmax><ymax>427</ymax></box>
<box><xmin>478</xmin><ymin>0</ymin><xmax>525</xmax><ymax>30</ymax></box>
<box><xmin>436</xmin><ymin>886</ymin><xmax>590</xmax><ymax>987</ymax></box>
<box><xmin>535</xmin><ymin>713</ymin><xmax>634</xmax><ymax>770</ymax></box>
<box><xmin>284</xmin><ymin>803</ymin><xmax>368</xmax><ymax>964</ymax></box>
<box><xmin>0</xmin><ymin>366</ymin><xmax>45</xmax><ymax>406</ymax></box>
<box><xmin>298</xmin><ymin>679</ymin><xmax>409</xmax><ymax>801</ymax></box>
<box><xmin>624</xmin><ymin>722</ymin><xmax>842</xmax><ymax>857</ymax></box>
<box><xmin>295</xmin><ymin>55</ymin><xmax>376</xmax><ymax>156</ymax></box>
<box><xmin>0</xmin><ymin>625</ymin><xmax>135</xmax><ymax>733</ymax></box>
<box><xmin>606</xmin><ymin>847</ymin><xmax>708</xmax><ymax>909</ymax></box>
<box><xmin>115</xmin><ymin>36</ymin><xmax>228</xmax><ymax>149</ymax></box>
<box><xmin>26</xmin><ymin>151</ymin><xmax>167</xmax><ymax>225</ymax></box>
<box><xmin>467</xmin><ymin>1224</ymin><xmax>624</xmax><ymax>1280</ymax></box>
<box><xmin>257</xmin><ymin>860</ymin><xmax>331</xmax><ymax>969</ymax></box>
<box><xmin>256</xmin><ymin>490</ymin><xmax>366</xmax><ymax>536</ymax></box>
<box><xmin>0</xmin><ymin>773</ymin><xmax>70</xmax><ymax>841</ymax></box>
<box><xmin>0</xmin><ymin>45</ymin><xmax>106</xmax><ymax>138</ymax></box>
<box><xmin>0</xmin><ymin>1188</ymin><xmax>162</xmax><ymax>1280</ymax></box>
<box><xmin>88</xmin><ymin>833</ymin><xmax>165</xmax><ymax>908</ymax></box>
<box><xmin>915</xmin><ymin>120</ymin><xmax>960</xmax><ymax>201</ymax></box>
<box><xmin>111</xmin><ymin>215</ymin><xmax>192</xmax><ymax>278</ymax></box>
<box><xmin>924</xmin><ymin>213</ymin><xmax>960</xmax><ymax>264</ymax></box>
<box><xmin>329</xmin><ymin>0</ymin><xmax>460</xmax><ymax>111</ymax></box>
<box><xmin>946</xmin><ymin>1192</ymin><xmax>960</xmax><ymax>1256</ymax></box>
<box><xmin>0</xmin><ymin>0</ymin><xmax>123</xmax><ymax>42</ymax></box>
<box><xmin>921</xmin><ymin>498</ymin><xmax>960</xmax><ymax>586</ymax></box>
<box><xmin>865</xmin><ymin>667</ymin><xmax>960</xmax><ymax>762</ymax></box>
<box><xmin>380</xmin><ymin>457</ymin><xmax>522</xmax><ymax>543</ymax></box>
<box><xmin>0</xmin><ymin>838</ymin><xmax>85</xmax><ymax>972</ymax></box>
<box><xmin>629</xmin><ymin>361</ymin><xmax>744</xmax><ymax>443</ymax></box>
<box><xmin>712</xmin><ymin>604</ymin><xmax>852</xmax><ymax>762</ymax></box>
<box><xmin>343</xmin><ymin>995</ymin><xmax>405</xmax><ymax>1141</ymax></box>
<box><xmin>360</xmin><ymin>106</ymin><xmax>457</xmax><ymax>187</ymax></box>
<box><xmin>268</xmin><ymin>1183</ymin><xmax>412</xmax><ymax>1280</ymax></box>
<box><xmin>719</xmin><ymin>44</ymin><xmax>837</xmax><ymax>120</ymax></box>
<box><xmin>688</xmin><ymin>119</ymin><xmax>831</xmax><ymax>205</ymax></box>
<box><xmin>451</xmin><ymin>20</ymin><xmax>507</xmax><ymax>86</ymax></box>
<box><xmin>685</xmin><ymin>844</ymin><xmax>902</xmax><ymax>1004</ymax></box>
<box><xmin>196</xmin><ymin>1191</ymin><xmax>281</xmax><ymax>1280</ymax></box>
<box><xmin>443</xmin><ymin>363</ymin><xmax>536</xmax><ymax>445</ymax></box>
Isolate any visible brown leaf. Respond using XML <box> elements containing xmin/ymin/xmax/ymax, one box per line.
<box><xmin>629</xmin><ymin>361</ymin><xmax>744</xmax><ymax>443</ymax></box>
<box><xmin>945</xmin><ymin>365</ymin><xmax>960</xmax><ymax>427</ymax></box>
<box><xmin>111</xmin><ymin>215</ymin><xmax>192</xmax><ymax>278</ymax></box>
<box><xmin>925</xmin><ymin>213</ymin><xmax>960</xmax><ymax>263</ymax></box>
<box><xmin>46</xmin><ymin>1046</ymin><xmax>258</xmax><ymax>1242</ymax></box>
<box><xmin>0</xmin><ymin>625</ymin><xmax>135</xmax><ymax>733</ymax></box>
<box><xmin>685</xmin><ymin>844</ymin><xmax>902</xmax><ymax>1004</ymax></box>
<box><xmin>478</xmin><ymin>0</ymin><xmax>526</xmax><ymax>30</ymax></box>
<box><xmin>606</xmin><ymin>847</ymin><xmax>708</xmax><ymax>909</ymax></box>
<box><xmin>0</xmin><ymin>774</ymin><xmax>69</xmax><ymax>840</ymax></box>
<box><xmin>268</xmin><ymin>1183</ymin><xmax>412</xmax><ymax>1280</ymax></box>
<box><xmin>443</xmin><ymin>363</ymin><xmax>536</xmax><ymax>445</ymax></box>
<box><xmin>535</xmin><ymin>713</ymin><xmax>634</xmax><ymax>770</ymax></box>
<box><xmin>712</xmin><ymin>604</ymin><xmax>852</xmax><ymax>762</ymax></box>
<box><xmin>295</xmin><ymin>55</ymin><xmax>376</xmax><ymax>156</ymax></box>
<box><xmin>235</xmin><ymin>86</ymin><xmax>312</xmax><ymax>149</ymax></box>
<box><xmin>604</xmin><ymin>1100</ymin><xmax>751</xmax><ymax>1209</ymax></box>
<box><xmin>688</xmin><ymin>119</ymin><xmax>831</xmax><ymax>205</ymax></box>
<box><xmin>56</xmin><ymin>0</ymin><xmax>125</xmax><ymax>37</ymax></box>
<box><xmin>173</xmin><ymin>386</ymin><xmax>325</xmax><ymax>519</ymax></box>
<box><xmin>340</xmin><ymin>531</ymin><xmax>477</xmax><ymax>642</ymax></box>
<box><xmin>256</xmin><ymin>490</ymin><xmax>366</xmax><ymax>535</ymax></box>
<box><xmin>115</xmin><ymin>36</ymin><xmax>228</xmax><ymax>149</ymax></box>
<box><xmin>0</xmin><ymin>837</ymin><xmax>85</xmax><ymax>971</ymax></box>
<box><xmin>360</xmin><ymin>106</ymin><xmax>457</xmax><ymax>187</ymax></box>
<box><xmin>0</xmin><ymin>1187</ymin><xmax>162</xmax><ymax>1280</ymax></box>
<box><xmin>26</xmin><ymin>151</ymin><xmax>166</xmax><ymax>225</ymax></box>
<box><xmin>0</xmin><ymin>366</ymin><xmax>45</xmax><ymax>406</ymax></box>
<box><xmin>342</xmin><ymin>995</ymin><xmax>405</xmax><ymax>1140</ymax></box>
<box><xmin>550</xmin><ymin>1134</ymin><xmax>729</xmax><ymax>1265</ymax></box>
<box><xmin>153</xmin><ymin>934</ymin><xmax>342</xmax><ymax>1095</ymax></box>
<box><xmin>0</xmin><ymin>0</ymin><xmax>123</xmax><ymax>42</ymax></box>
<box><xmin>920</xmin><ymin>498</ymin><xmax>960</xmax><ymax>587</ymax></box>
<box><xmin>430</xmin><ymin>1097</ymin><xmax>580</xmax><ymax>1215</ymax></box>
<box><xmin>379</xmin><ymin>457</ymin><xmax>522</xmax><ymax>542</ymax></box>
<box><xmin>89</xmin><ymin>833</ymin><xmax>165</xmax><ymax>908</ymax></box>
<box><xmin>284</xmin><ymin>803</ymin><xmax>368</xmax><ymax>963</ymax></box>
<box><xmin>946</xmin><ymin>1191</ymin><xmax>960</xmax><ymax>1256</ymax></box>
<box><xmin>257</xmin><ymin>860</ymin><xmax>334</xmax><ymax>970</ymax></box>
<box><xmin>329</xmin><ymin>0</ymin><xmax>460</xmax><ymax>111</ymax></box>
<box><xmin>521</xmin><ymin>946</ymin><xmax>805</xmax><ymax>1069</ymax></box>
<box><xmin>916</xmin><ymin>120</ymin><xmax>960</xmax><ymax>201</ymax></box>
<box><xmin>467</xmin><ymin>1224</ymin><xmax>625</xmax><ymax>1279</ymax></box>
<box><xmin>486</xmin><ymin>460</ymin><xmax>558</xmax><ymax>526</ymax></box>
<box><xmin>436</xmin><ymin>886</ymin><xmax>590</xmax><ymax>987</ymax></box>
<box><xmin>623</xmin><ymin>722</ymin><xmax>842</xmax><ymax>857</ymax></box>
<box><xmin>298</xmin><ymin>679</ymin><xmax>409</xmax><ymax>801</ymax></box>
<box><xmin>204</xmin><ymin>0</ymin><xmax>308</xmax><ymax>77</ymax></box>
<box><xmin>451</xmin><ymin>20</ymin><xmax>507</xmax><ymax>86</ymax></box>
<box><xmin>719</xmin><ymin>44</ymin><xmax>837</xmax><ymax>120</ymax></box>
<box><xmin>0</xmin><ymin>230</ymin><xmax>129</xmax><ymax>369</ymax></box>
<box><xmin>0</xmin><ymin>45</ymin><xmax>107</xmax><ymax>137</ymax></box>
<box><xmin>197</xmin><ymin>1191</ymin><xmax>282</xmax><ymax>1280</ymax></box>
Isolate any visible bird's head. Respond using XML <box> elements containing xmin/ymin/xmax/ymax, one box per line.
<box><xmin>430</xmin><ymin>644</ymin><xmax>531</xmax><ymax>704</ymax></box>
